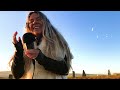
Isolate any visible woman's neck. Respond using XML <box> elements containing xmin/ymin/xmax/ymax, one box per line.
<box><xmin>36</xmin><ymin>34</ymin><xmax>42</xmax><ymax>45</ymax></box>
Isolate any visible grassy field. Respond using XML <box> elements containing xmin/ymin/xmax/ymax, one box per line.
<box><xmin>67</xmin><ymin>74</ymin><xmax>120</xmax><ymax>79</ymax></box>
<box><xmin>1</xmin><ymin>71</ymin><xmax>120</xmax><ymax>79</ymax></box>
<box><xmin>1</xmin><ymin>75</ymin><xmax>120</xmax><ymax>79</ymax></box>
<box><xmin>0</xmin><ymin>71</ymin><xmax>12</xmax><ymax>79</ymax></box>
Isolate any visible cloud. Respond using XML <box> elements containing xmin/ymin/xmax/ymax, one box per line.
<box><xmin>97</xmin><ymin>35</ymin><xmax>99</xmax><ymax>39</ymax></box>
<box><xmin>91</xmin><ymin>27</ymin><xmax>94</xmax><ymax>31</ymax></box>
<box><xmin>106</xmin><ymin>34</ymin><xmax>108</xmax><ymax>38</ymax></box>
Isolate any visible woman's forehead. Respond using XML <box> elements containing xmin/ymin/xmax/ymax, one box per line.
<box><xmin>27</xmin><ymin>12</ymin><xmax>42</xmax><ymax>21</ymax></box>
<box><xmin>29</xmin><ymin>13</ymin><xmax>40</xmax><ymax>19</ymax></box>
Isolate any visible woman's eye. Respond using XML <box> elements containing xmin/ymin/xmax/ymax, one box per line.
<box><xmin>29</xmin><ymin>20</ymin><xmax>34</xmax><ymax>23</ymax></box>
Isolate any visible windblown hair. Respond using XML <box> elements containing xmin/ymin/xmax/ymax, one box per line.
<box><xmin>26</xmin><ymin>11</ymin><xmax>73</xmax><ymax>72</ymax></box>
<box><xmin>9</xmin><ymin>11</ymin><xmax>73</xmax><ymax>74</ymax></box>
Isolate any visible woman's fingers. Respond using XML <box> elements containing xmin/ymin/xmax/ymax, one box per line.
<box><xmin>13</xmin><ymin>31</ymin><xmax>18</xmax><ymax>44</ymax></box>
<box><xmin>18</xmin><ymin>37</ymin><xmax>21</xmax><ymax>42</ymax></box>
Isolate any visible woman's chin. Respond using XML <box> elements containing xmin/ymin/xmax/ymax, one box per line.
<box><xmin>33</xmin><ymin>32</ymin><xmax>42</xmax><ymax>36</ymax></box>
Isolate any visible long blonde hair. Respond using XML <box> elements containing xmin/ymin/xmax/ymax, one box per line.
<box><xmin>26</xmin><ymin>11</ymin><xmax>73</xmax><ymax>71</ymax></box>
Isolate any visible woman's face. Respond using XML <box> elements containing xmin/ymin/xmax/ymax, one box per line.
<box><xmin>28</xmin><ymin>13</ymin><xmax>43</xmax><ymax>36</ymax></box>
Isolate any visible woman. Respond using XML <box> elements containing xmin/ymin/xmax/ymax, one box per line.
<box><xmin>9</xmin><ymin>11</ymin><xmax>73</xmax><ymax>79</ymax></box>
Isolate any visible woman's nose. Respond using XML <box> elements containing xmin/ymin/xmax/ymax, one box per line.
<box><xmin>33</xmin><ymin>19</ymin><xmax>37</xmax><ymax>24</ymax></box>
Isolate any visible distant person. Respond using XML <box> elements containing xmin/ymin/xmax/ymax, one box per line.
<box><xmin>9</xmin><ymin>11</ymin><xmax>73</xmax><ymax>79</ymax></box>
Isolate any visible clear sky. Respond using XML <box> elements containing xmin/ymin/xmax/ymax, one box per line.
<box><xmin>0</xmin><ymin>11</ymin><xmax>120</xmax><ymax>74</ymax></box>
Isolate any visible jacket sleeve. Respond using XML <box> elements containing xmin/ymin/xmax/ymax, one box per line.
<box><xmin>35</xmin><ymin>49</ymin><xmax>69</xmax><ymax>75</ymax></box>
<box><xmin>11</xmin><ymin>41</ymin><xmax>25</xmax><ymax>79</ymax></box>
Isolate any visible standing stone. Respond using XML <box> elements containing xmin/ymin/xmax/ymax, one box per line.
<box><xmin>108</xmin><ymin>69</ymin><xmax>111</xmax><ymax>76</ymax></box>
<box><xmin>9</xmin><ymin>74</ymin><xmax>13</xmax><ymax>79</ymax></box>
<box><xmin>82</xmin><ymin>70</ymin><xmax>86</xmax><ymax>77</ymax></box>
<box><xmin>72</xmin><ymin>71</ymin><xmax>75</xmax><ymax>78</ymax></box>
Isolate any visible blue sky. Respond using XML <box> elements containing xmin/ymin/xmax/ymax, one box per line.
<box><xmin>0</xmin><ymin>11</ymin><xmax>120</xmax><ymax>74</ymax></box>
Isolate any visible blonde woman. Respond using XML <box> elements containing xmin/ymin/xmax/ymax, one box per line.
<box><xmin>10</xmin><ymin>11</ymin><xmax>73</xmax><ymax>79</ymax></box>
